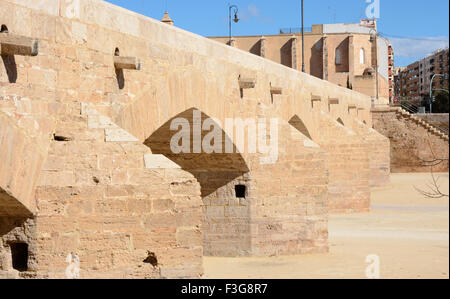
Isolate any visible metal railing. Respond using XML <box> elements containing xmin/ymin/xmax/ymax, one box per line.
<box><xmin>392</xmin><ymin>101</ymin><xmax>449</xmax><ymax>136</ymax></box>
<box><xmin>279</xmin><ymin>27</ymin><xmax>312</xmax><ymax>34</ymax></box>
<box><xmin>437</xmin><ymin>125</ymin><xmax>449</xmax><ymax>136</ymax></box>
<box><xmin>400</xmin><ymin>101</ymin><xmax>420</xmax><ymax>114</ymax></box>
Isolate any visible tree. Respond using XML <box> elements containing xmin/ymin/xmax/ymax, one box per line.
<box><xmin>432</xmin><ymin>91</ymin><xmax>449</xmax><ymax>113</ymax></box>
<box><xmin>414</xmin><ymin>164</ymin><xmax>449</xmax><ymax>198</ymax></box>
<box><xmin>415</xmin><ymin>140</ymin><xmax>449</xmax><ymax>199</ymax></box>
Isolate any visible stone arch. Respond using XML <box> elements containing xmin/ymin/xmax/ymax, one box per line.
<box><xmin>144</xmin><ymin>108</ymin><xmax>252</xmax><ymax>256</ymax></box>
<box><xmin>337</xmin><ymin>117</ymin><xmax>345</xmax><ymax>126</ymax></box>
<box><xmin>288</xmin><ymin>115</ymin><xmax>313</xmax><ymax>140</ymax></box>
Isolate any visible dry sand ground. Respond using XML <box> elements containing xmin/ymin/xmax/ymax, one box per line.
<box><xmin>203</xmin><ymin>173</ymin><xmax>449</xmax><ymax>279</ymax></box>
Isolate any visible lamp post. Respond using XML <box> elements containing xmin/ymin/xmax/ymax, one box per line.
<box><xmin>301</xmin><ymin>0</ymin><xmax>305</xmax><ymax>72</ymax></box>
<box><xmin>369</xmin><ymin>29</ymin><xmax>379</xmax><ymax>102</ymax></box>
<box><xmin>429</xmin><ymin>73</ymin><xmax>449</xmax><ymax>113</ymax></box>
<box><xmin>228</xmin><ymin>4</ymin><xmax>239</xmax><ymax>46</ymax></box>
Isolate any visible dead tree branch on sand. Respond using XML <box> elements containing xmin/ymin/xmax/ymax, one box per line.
<box><xmin>414</xmin><ymin>136</ymin><xmax>449</xmax><ymax>198</ymax></box>
<box><xmin>414</xmin><ymin>169</ymin><xmax>449</xmax><ymax>199</ymax></box>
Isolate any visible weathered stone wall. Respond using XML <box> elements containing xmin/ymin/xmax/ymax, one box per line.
<box><xmin>289</xmin><ymin>111</ymin><xmax>370</xmax><ymax>213</ymax></box>
<box><xmin>415</xmin><ymin>114</ymin><xmax>449</xmax><ymax>134</ymax></box>
<box><xmin>0</xmin><ymin>217</ymin><xmax>37</xmax><ymax>278</ymax></box>
<box><xmin>34</xmin><ymin>105</ymin><xmax>202</xmax><ymax>278</ymax></box>
<box><xmin>349</xmin><ymin>119</ymin><xmax>391</xmax><ymax>187</ymax></box>
<box><xmin>249</xmin><ymin>123</ymin><xmax>329</xmax><ymax>255</ymax></box>
<box><xmin>1</xmin><ymin>103</ymin><xmax>203</xmax><ymax>278</ymax></box>
<box><xmin>144</xmin><ymin>108</ymin><xmax>329</xmax><ymax>257</ymax></box>
<box><xmin>372</xmin><ymin>108</ymin><xmax>449</xmax><ymax>173</ymax></box>
<box><xmin>143</xmin><ymin>109</ymin><xmax>253</xmax><ymax>257</ymax></box>
<box><xmin>0</xmin><ymin>0</ymin><xmax>389</xmax><ymax>278</ymax></box>
<box><xmin>0</xmin><ymin>105</ymin><xmax>53</xmax><ymax>217</ymax></box>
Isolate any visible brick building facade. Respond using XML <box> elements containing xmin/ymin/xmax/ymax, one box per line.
<box><xmin>210</xmin><ymin>19</ymin><xmax>394</xmax><ymax>104</ymax></box>
<box><xmin>394</xmin><ymin>48</ymin><xmax>449</xmax><ymax>101</ymax></box>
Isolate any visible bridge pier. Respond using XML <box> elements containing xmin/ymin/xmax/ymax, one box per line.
<box><xmin>145</xmin><ymin>109</ymin><xmax>329</xmax><ymax>257</ymax></box>
<box><xmin>290</xmin><ymin>111</ymin><xmax>371</xmax><ymax>214</ymax></box>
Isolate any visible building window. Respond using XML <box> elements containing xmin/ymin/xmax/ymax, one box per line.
<box><xmin>360</xmin><ymin>48</ymin><xmax>365</xmax><ymax>64</ymax></box>
<box><xmin>335</xmin><ymin>49</ymin><xmax>341</xmax><ymax>65</ymax></box>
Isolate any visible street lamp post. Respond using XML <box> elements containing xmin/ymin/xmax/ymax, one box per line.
<box><xmin>429</xmin><ymin>73</ymin><xmax>449</xmax><ymax>113</ymax></box>
<box><xmin>301</xmin><ymin>0</ymin><xmax>305</xmax><ymax>72</ymax></box>
<box><xmin>369</xmin><ymin>29</ymin><xmax>379</xmax><ymax>102</ymax></box>
<box><xmin>228</xmin><ymin>4</ymin><xmax>239</xmax><ymax>46</ymax></box>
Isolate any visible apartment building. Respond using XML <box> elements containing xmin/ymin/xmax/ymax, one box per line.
<box><xmin>388</xmin><ymin>45</ymin><xmax>395</xmax><ymax>101</ymax></box>
<box><xmin>393</xmin><ymin>66</ymin><xmax>407</xmax><ymax>100</ymax></box>
<box><xmin>395</xmin><ymin>48</ymin><xmax>449</xmax><ymax>101</ymax></box>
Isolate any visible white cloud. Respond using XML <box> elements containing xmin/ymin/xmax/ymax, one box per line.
<box><xmin>389</xmin><ymin>36</ymin><xmax>449</xmax><ymax>59</ymax></box>
<box><xmin>248</xmin><ymin>4</ymin><xmax>260</xmax><ymax>17</ymax></box>
<box><xmin>239</xmin><ymin>4</ymin><xmax>274</xmax><ymax>24</ymax></box>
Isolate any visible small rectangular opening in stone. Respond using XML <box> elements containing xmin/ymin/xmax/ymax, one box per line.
<box><xmin>10</xmin><ymin>242</ymin><xmax>28</xmax><ymax>272</ymax></box>
<box><xmin>235</xmin><ymin>185</ymin><xmax>246</xmax><ymax>198</ymax></box>
<box><xmin>53</xmin><ymin>134</ymin><xmax>72</xmax><ymax>142</ymax></box>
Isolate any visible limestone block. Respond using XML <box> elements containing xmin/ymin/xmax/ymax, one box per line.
<box><xmin>328</xmin><ymin>98</ymin><xmax>339</xmax><ymax>105</ymax></box>
<box><xmin>5</xmin><ymin>0</ymin><xmax>59</xmax><ymax>16</ymax></box>
<box><xmin>87</xmin><ymin>114</ymin><xmax>117</xmax><ymax>129</ymax></box>
<box><xmin>81</xmin><ymin>103</ymin><xmax>140</xmax><ymax>142</ymax></box>
<box><xmin>0</xmin><ymin>32</ymin><xmax>39</xmax><ymax>56</ymax></box>
<box><xmin>0</xmin><ymin>270</ymin><xmax>19</xmax><ymax>279</ymax></box>
<box><xmin>303</xmin><ymin>139</ymin><xmax>320</xmax><ymax>148</ymax></box>
<box><xmin>105</xmin><ymin>128</ymin><xmax>139</xmax><ymax>142</ymax></box>
<box><xmin>144</xmin><ymin>154</ymin><xmax>181</xmax><ymax>169</ymax></box>
<box><xmin>114</xmin><ymin>56</ymin><xmax>141</xmax><ymax>70</ymax></box>
<box><xmin>0</xmin><ymin>112</ymin><xmax>49</xmax><ymax>216</ymax></box>
<box><xmin>60</xmin><ymin>0</ymin><xmax>81</xmax><ymax>20</ymax></box>
<box><xmin>238</xmin><ymin>76</ymin><xmax>256</xmax><ymax>89</ymax></box>
<box><xmin>71</xmin><ymin>21</ymin><xmax>87</xmax><ymax>44</ymax></box>
<box><xmin>0</xmin><ymin>2</ymin><xmax>31</xmax><ymax>37</ymax></box>
<box><xmin>270</xmin><ymin>86</ymin><xmax>282</xmax><ymax>95</ymax></box>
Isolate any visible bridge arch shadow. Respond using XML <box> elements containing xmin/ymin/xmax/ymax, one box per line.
<box><xmin>289</xmin><ymin>115</ymin><xmax>313</xmax><ymax>140</ymax></box>
<box><xmin>144</xmin><ymin>108</ymin><xmax>251</xmax><ymax>256</ymax></box>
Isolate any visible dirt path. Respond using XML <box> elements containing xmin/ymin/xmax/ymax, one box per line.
<box><xmin>203</xmin><ymin>173</ymin><xmax>449</xmax><ymax>279</ymax></box>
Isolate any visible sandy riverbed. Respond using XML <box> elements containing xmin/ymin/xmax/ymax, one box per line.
<box><xmin>203</xmin><ymin>173</ymin><xmax>449</xmax><ymax>279</ymax></box>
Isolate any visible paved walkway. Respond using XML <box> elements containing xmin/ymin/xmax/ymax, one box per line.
<box><xmin>203</xmin><ymin>173</ymin><xmax>449</xmax><ymax>279</ymax></box>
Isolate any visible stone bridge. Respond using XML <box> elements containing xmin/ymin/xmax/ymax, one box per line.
<box><xmin>0</xmin><ymin>0</ymin><xmax>389</xmax><ymax>278</ymax></box>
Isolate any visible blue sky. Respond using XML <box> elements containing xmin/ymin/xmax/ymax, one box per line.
<box><xmin>105</xmin><ymin>0</ymin><xmax>449</xmax><ymax>67</ymax></box>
